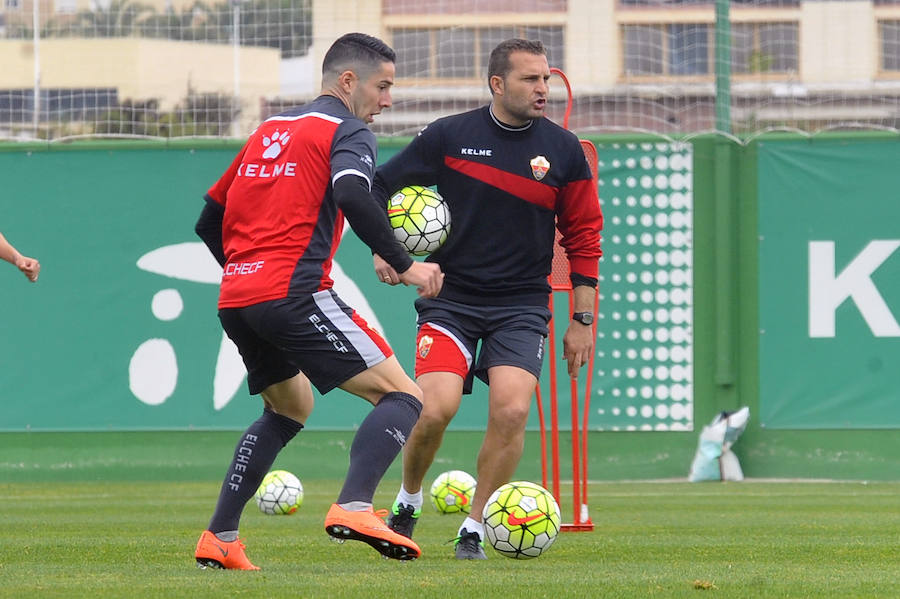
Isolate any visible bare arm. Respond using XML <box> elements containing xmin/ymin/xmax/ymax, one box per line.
<box><xmin>0</xmin><ymin>232</ymin><xmax>40</xmax><ymax>282</ymax></box>
<box><xmin>562</xmin><ymin>284</ymin><xmax>596</xmax><ymax>378</ymax></box>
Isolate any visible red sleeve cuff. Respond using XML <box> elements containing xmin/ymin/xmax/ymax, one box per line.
<box><xmin>568</xmin><ymin>255</ymin><xmax>599</xmax><ymax>280</ymax></box>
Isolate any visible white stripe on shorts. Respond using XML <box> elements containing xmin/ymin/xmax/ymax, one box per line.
<box><xmin>313</xmin><ymin>290</ymin><xmax>384</xmax><ymax>368</ymax></box>
<box><xmin>423</xmin><ymin>322</ymin><xmax>474</xmax><ymax>370</ymax></box>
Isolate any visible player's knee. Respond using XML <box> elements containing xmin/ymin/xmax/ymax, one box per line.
<box><xmin>283</xmin><ymin>397</ymin><xmax>313</xmax><ymax>423</ymax></box>
<box><xmin>360</xmin><ymin>356</ymin><xmax>424</xmax><ymax>403</ymax></box>
<box><xmin>490</xmin><ymin>402</ymin><xmax>530</xmax><ymax>432</ymax></box>
<box><xmin>418</xmin><ymin>402</ymin><xmax>454</xmax><ymax>430</ymax></box>
<box><xmin>261</xmin><ymin>377</ymin><xmax>314</xmax><ymax>423</ymax></box>
<box><xmin>376</xmin><ymin>376</ymin><xmax>423</xmax><ymax>405</ymax></box>
<box><xmin>397</xmin><ymin>378</ymin><xmax>424</xmax><ymax>402</ymax></box>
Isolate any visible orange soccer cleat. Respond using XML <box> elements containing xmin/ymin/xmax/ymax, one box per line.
<box><xmin>324</xmin><ymin>504</ymin><xmax>421</xmax><ymax>560</ymax></box>
<box><xmin>194</xmin><ymin>530</ymin><xmax>260</xmax><ymax>570</ymax></box>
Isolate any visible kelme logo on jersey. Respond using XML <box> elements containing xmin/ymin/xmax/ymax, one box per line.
<box><xmin>418</xmin><ymin>335</ymin><xmax>433</xmax><ymax>358</ymax></box>
<box><xmin>530</xmin><ymin>155</ymin><xmax>550</xmax><ymax>180</ymax></box>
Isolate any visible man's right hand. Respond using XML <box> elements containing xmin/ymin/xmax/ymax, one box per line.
<box><xmin>399</xmin><ymin>261</ymin><xmax>444</xmax><ymax>298</ymax></box>
<box><xmin>16</xmin><ymin>255</ymin><xmax>40</xmax><ymax>282</ymax></box>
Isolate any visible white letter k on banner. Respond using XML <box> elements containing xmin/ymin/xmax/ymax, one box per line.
<box><xmin>809</xmin><ymin>240</ymin><xmax>900</xmax><ymax>338</ymax></box>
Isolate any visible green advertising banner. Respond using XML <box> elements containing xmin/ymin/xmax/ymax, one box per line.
<box><xmin>0</xmin><ymin>144</ymin><xmax>458</xmax><ymax>431</ymax></box>
<box><xmin>2</xmin><ymin>140</ymin><xmax>693</xmax><ymax>432</ymax></box>
<box><xmin>0</xmin><ymin>144</ymin><xmax>565</xmax><ymax>431</ymax></box>
<box><xmin>758</xmin><ymin>139</ymin><xmax>900</xmax><ymax>429</ymax></box>
<box><xmin>2</xmin><ymin>146</ymin><xmax>257</xmax><ymax>431</ymax></box>
<box><xmin>0</xmin><ymin>144</ymin><xmax>483</xmax><ymax>431</ymax></box>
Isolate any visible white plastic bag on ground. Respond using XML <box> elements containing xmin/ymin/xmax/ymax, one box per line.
<box><xmin>688</xmin><ymin>407</ymin><xmax>750</xmax><ymax>482</ymax></box>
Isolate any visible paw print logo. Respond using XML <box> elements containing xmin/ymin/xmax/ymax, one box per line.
<box><xmin>262</xmin><ymin>130</ymin><xmax>291</xmax><ymax>159</ymax></box>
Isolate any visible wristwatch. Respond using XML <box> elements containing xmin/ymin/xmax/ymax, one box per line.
<box><xmin>572</xmin><ymin>312</ymin><xmax>594</xmax><ymax>326</ymax></box>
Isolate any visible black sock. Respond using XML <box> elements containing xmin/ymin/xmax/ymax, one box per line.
<box><xmin>208</xmin><ymin>409</ymin><xmax>303</xmax><ymax>534</ymax></box>
<box><xmin>337</xmin><ymin>392</ymin><xmax>422</xmax><ymax>505</ymax></box>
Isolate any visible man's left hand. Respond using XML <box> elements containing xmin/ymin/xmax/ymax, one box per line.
<box><xmin>562</xmin><ymin>320</ymin><xmax>595</xmax><ymax>378</ymax></box>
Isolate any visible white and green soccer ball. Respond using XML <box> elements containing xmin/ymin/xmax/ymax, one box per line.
<box><xmin>254</xmin><ymin>469</ymin><xmax>303</xmax><ymax>515</ymax></box>
<box><xmin>482</xmin><ymin>481</ymin><xmax>561</xmax><ymax>559</ymax></box>
<box><xmin>429</xmin><ymin>469</ymin><xmax>476</xmax><ymax>514</ymax></box>
<box><xmin>387</xmin><ymin>185</ymin><xmax>451</xmax><ymax>256</ymax></box>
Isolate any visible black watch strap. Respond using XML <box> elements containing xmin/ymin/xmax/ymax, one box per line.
<box><xmin>572</xmin><ymin>311</ymin><xmax>593</xmax><ymax>326</ymax></box>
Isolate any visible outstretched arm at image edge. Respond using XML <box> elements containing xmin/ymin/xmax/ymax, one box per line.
<box><xmin>0</xmin><ymin>232</ymin><xmax>40</xmax><ymax>282</ymax></box>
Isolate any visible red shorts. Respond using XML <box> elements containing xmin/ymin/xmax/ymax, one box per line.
<box><xmin>415</xmin><ymin>323</ymin><xmax>472</xmax><ymax>379</ymax></box>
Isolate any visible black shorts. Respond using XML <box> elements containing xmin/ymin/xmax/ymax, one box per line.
<box><xmin>413</xmin><ymin>297</ymin><xmax>552</xmax><ymax>394</ymax></box>
<box><xmin>219</xmin><ymin>290</ymin><xmax>393</xmax><ymax>395</ymax></box>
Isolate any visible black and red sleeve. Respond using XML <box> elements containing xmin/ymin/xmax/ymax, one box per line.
<box><xmin>331</xmin><ymin>123</ymin><xmax>414</xmax><ymax>274</ymax></box>
<box><xmin>556</xmin><ymin>143</ymin><xmax>603</xmax><ymax>287</ymax></box>
<box><xmin>373</xmin><ymin>121</ymin><xmax>444</xmax><ymax>203</ymax></box>
<box><xmin>195</xmin><ymin>142</ymin><xmax>250</xmax><ymax>266</ymax></box>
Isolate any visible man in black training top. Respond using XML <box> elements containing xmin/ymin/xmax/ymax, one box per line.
<box><xmin>373</xmin><ymin>38</ymin><xmax>603</xmax><ymax>559</ymax></box>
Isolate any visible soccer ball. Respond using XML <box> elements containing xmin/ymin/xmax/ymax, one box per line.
<box><xmin>482</xmin><ymin>481</ymin><xmax>561</xmax><ymax>559</ymax></box>
<box><xmin>429</xmin><ymin>470</ymin><xmax>477</xmax><ymax>514</ymax></box>
<box><xmin>387</xmin><ymin>185</ymin><xmax>451</xmax><ymax>256</ymax></box>
<box><xmin>254</xmin><ymin>469</ymin><xmax>303</xmax><ymax>515</ymax></box>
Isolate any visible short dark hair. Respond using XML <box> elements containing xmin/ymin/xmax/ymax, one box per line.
<box><xmin>487</xmin><ymin>38</ymin><xmax>547</xmax><ymax>90</ymax></box>
<box><xmin>322</xmin><ymin>33</ymin><xmax>396</xmax><ymax>80</ymax></box>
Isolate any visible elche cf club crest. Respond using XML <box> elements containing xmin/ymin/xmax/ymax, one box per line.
<box><xmin>530</xmin><ymin>155</ymin><xmax>550</xmax><ymax>180</ymax></box>
<box><xmin>418</xmin><ymin>335</ymin><xmax>433</xmax><ymax>358</ymax></box>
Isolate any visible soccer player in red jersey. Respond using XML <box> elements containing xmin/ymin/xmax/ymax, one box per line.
<box><xmin>374</xmin><ymin>39</ymin><xmax>603</xmax><ymax>559</ymax></box>
<box><xmin>193</xmin><ymin>32</ymin><xmax>443</xmax><ymax>569</ymax></box>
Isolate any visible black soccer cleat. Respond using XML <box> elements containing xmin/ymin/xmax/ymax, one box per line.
<box><xmin>385</xmin><ymin>501</ymin><xmax>420</xmax><ymax>539</ymax></box>
<box><xmin>454</xmin><ymin>528</ymin><xmax>487</xmax><ymax>560</ymax></box>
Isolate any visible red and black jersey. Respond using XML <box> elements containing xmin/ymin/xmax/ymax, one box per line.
<box><xmin>206</xmin><ymin>96</ymin><xmax>380</xmax><ymax>309</ymax></box>
<box><xmin>375</xmin><ymin>105</ymin><xmax>603</xmax><ymax>307</ymax></box>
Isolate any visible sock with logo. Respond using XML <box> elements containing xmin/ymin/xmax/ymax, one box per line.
<box><xmin>208</xmin><ymin>409</ymin><xmax>303</xmax><ymax>534</ymax></box>
<box><xmin>459</xmin><ymin>517</ymin><xmax>485</xmax><ymax>540</ymax></box>
<box><xmin>337</xmin><ymin>392</ymin><xmax>422</xmax><ymax>506</ymax></box>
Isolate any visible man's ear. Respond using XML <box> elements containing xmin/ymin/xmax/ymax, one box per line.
<box><xmin>338</xmin><ymin>70</ymin><xmax>357</xmax><ymax>93</ymax></box>
<box><xmin>489</xmin><ymin>74</ymin><xmax>504</xmax><ymax>96</ymax></box>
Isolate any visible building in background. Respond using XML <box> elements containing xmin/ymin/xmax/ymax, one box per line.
<box><xmin>306</xmin><ymin>0</ymin><xmax>900</xmax><ymax>135</ymax></box>
<box><xmin>2</xmin><ymin>0</ymin><xmax>900</xmax><ymax>139</ymax></box>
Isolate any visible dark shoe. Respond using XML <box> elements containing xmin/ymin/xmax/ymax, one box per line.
<box><xmin>454</xmin><ymin>528</ymin><xmax>487</xmax><ymax>560</ymax></box>
<box><xmin>385</xmin><ymin>501</ymin><xmax>420</xmax><ymax>539</ymax></box>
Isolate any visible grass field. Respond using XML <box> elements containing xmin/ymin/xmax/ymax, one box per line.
<box><xmin>1</xmin><ymin>479</ymin><xmax>898</xmax><ymax>598</ymax></box>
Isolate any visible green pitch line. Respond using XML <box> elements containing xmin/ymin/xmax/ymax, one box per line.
<box><xmin>2</xmin><ymin>429</ymin><xmax>898</xmax><ymax>484</ymax></box>
<box><xmin>0</xmin><ymin>430</ymin><xmax>697</xmax><ymax>483</ymax></box>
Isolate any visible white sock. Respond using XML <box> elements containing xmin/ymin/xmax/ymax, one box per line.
<box><xmin>397</xmin><ymin>486</ymin><xmax>423</xmax><ymax>510</ymax></box>
<box><xmin>214</xmin><ymin>530</ymin><xmax>238</xmax><ymax>542</ymax></box>
<box><xmin>459</xmin><ymin>517</ymin><xmax>484</xmax><ymax>539</ymax></box>
<box><xmin>337</xmin><ymin>500</ymin><xmax>372</xmax><ymax>512</ymax></box>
